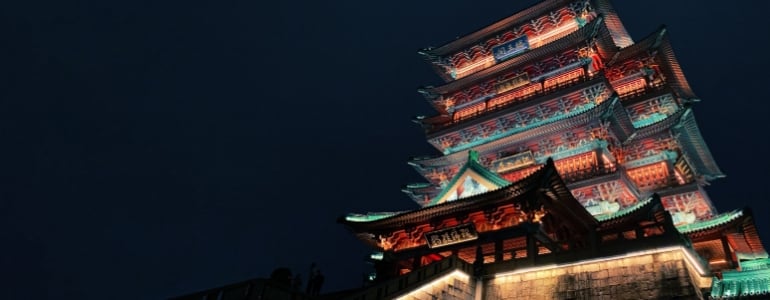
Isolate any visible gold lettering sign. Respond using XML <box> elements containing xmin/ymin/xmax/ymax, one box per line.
<box><xmin>495</xmin><ymin>73</ymin><xmax>530</xmax><ymax>94</ymax></box>
<box><xmin>424</xmin><ymin>223</ymin><xmax>478</xmax><ymax>249</ymax></box>
<box><xmin>491</xmin><ymin>151</ymin><xmax>536</xmax><ymax>173</ymax></box>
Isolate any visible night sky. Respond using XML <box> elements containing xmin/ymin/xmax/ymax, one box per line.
<box><xmin>2</xmin><ymin>1</ymin><xmax>769</xmax><ymax>299</ymax></box>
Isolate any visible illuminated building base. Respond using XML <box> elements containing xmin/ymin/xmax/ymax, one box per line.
<box><xmin>485</xmin><ymin>247</ymin><xmax>708</xmax><ymax>300</ymax></box>
<box><xmin>340</xmin><ymin>246</ymin><xmax>712</xmax><ymax>300</ymax></box>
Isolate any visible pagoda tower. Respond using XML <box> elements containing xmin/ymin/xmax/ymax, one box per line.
<box><xmin>339</xmin><ymin>0</ymin><xmax>769</xmax><ymax>299</ymax></box>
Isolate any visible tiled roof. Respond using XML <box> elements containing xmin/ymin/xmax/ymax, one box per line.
<box><xmin>676</xmin><ymin>209</ymin><xmax>743</xmax><ymax>234</ymax></box>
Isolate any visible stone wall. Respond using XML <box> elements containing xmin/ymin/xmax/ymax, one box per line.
<box><xmin>398</xmin><ymin>274</ymin><xmax>475</xmax><ymax>300</ymax></box>
<box><xmin>483</xmin><ymin>249</ymin><xmax>707</xmax><ymax>300</ymax></box>
<box><xmin>342</xmin><ymin>256</ymin><xmax>477</xmax><ymax>300</ymax></box>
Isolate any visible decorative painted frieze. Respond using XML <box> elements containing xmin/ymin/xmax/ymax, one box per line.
<box><xmin>429</xmin><ymin>82</ymin><xmax>611</xmax><ymax>154</ymax></box>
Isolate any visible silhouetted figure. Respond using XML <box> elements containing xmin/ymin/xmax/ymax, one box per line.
<box><xmin>311</xmin><ymin>270</ymin><xmax>324</xmax><ymax>296</ymax></box>
<box><xmin>305</xmin><ymin>262</ymin><xmax>317</xmax><ymax>294</ymax></box>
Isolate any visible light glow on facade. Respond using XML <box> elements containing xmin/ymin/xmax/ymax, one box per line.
<box><xmin>394</xmin><ymin>270</ymin><xmax>471</xmax><ymax>300</ymax></box>
<box><xmin>453</xmin><ymin>56</ymin><xmax>495</xmax><ymax>79</ymax></box>
<box><xmin>527</xmin><ymin>20</ymin><xmax>580</xmax><ymax>48</ymax></box>
<box><xmin>492</xmin><ymin>246</ymin><xmax>709</xmax><ymax>279</ymax></box>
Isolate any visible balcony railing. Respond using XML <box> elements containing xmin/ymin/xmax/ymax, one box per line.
<box><xmin>430</xmin><ymin>72</ymin><xmax>598</xmax><ymax>133</ymax></box>
<box><xmin>558</xmin><ymin>163</ymin><xmax>617</xmax><ymax>183</ymax></box>
<box><xmin>631</xmin><ymin>173</ymin><xmax>680</xmax><ymax>192</ymax></box>
<box><xmin>618</xmin><ymin>80</ymin><xmax>667</xmax><ymax>101</ymax></box>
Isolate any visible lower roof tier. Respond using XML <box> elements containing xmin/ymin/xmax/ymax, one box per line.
<box><xmin>342</xmin><ymin>150</ymin><xmax>765</xmax><ymax>290</ymax></box>
<box><xmin>425</xmin><ymin>78</ymin><xmax>614</xmax><ymax>154</ymax></box>
<box><xmin>344</xmin><ymin>178</ymin><xmax>766</xmax><ymax>271</ymax></box>
<box><xmin>410</xmin><ymin>102</ymin><xmax>722</xmax><ymax>195</ymax></box>
<box><xmin>404</xmin><ymin>151</ymin><xmax>718</xmax><ymax>227</ymax></box>
<box><xmin>344</xmin><ymin>188</ymin><xmax>764</xmax><ymax>277</ymax></box>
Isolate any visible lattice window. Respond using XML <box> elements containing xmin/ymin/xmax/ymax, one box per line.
<box><xmin>613</xmin><ymin>76</ymin><xmax>646</xmax><ymax>97</ymax></box>
<box><xmin>582</xmin><ymin>83</ymin><xmax>608</xmax><ymax>104</ymax></box>
<box><xmin>553</xmin><ymin>151</ymin><xmax>598</xmax><ymax>177</ymax></box>
<box><xmin>453</xmin><ymin>103</ymin><xmax>486</xmax><ymax>122</ymax></box>
<box><xmin>487</xmin><ymin>83</ymin><xmax>542</xmax><ymax>108</ymax></box>
<box><xmin>544</xmin><ymin>67</ymin><xmax>584</xmax><ymax>90</ymax></box>
<box><xmin>626</xmin><ymin>162</ymin><xmax>670</xmax><ymax>189</ymax></box>
<box><xmin>662</xmin><ymin>192</ymin><xmax>713</xmax><ymax>223</ymax></box>
<box><xmin>626</xmin><ymin>94</ymin><xmax>679</xmax><ymax>127</ymax></box>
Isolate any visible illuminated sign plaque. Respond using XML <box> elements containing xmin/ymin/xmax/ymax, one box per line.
<box><xmin>492</xmin><ymin>35</ymin><xmax>529</xmax><ymax>63</ymax></box>
<box><xmin>425</xmin><ymin>223</ymin><xmax>478</xmax><ymax>249</ymax></box>
<box><xmin>491</xmin><ymin>151</ymin><xmax>536</xmax><ymax>173</ymax></box>
<box><xmin>495</xmin><ymin>73</ymin><xmax>530</xmax><ymax>94</ymax></box>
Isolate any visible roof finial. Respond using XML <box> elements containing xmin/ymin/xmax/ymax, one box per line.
<box><xmin>468</xmin><ymin>150</ymin><xmax>479</xmax><ymax>162</ymax></box>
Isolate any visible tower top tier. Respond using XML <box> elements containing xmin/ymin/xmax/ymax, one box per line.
<box><xmin>419</xmin><ymin>0</ymin><xmax>632</xmax><ymax>82</ymax></box>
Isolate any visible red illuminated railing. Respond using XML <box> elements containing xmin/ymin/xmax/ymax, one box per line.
<box><xmin>558</xmin><ymin>163</ymin><xmax>617</xmax><ymax>183</ymax></box>
<box><xmin>488</xmin><ymin>83</ymin><xmax>542</xmax><ymax>108</ymax></box>
<box><xmin>617</xmin><ymin>80</ymin><xmax>666</xmax><ymax>101</ymax></box>
<box><xmin>453</xmin><ymin>102</ymin><xmax>487</xmax><ymax>122</ymax></box>
<box><xmin>543</xmin><ymin>68</ymin><xmax>585</xmax><ymax>90</ymax></box>
<box><xmin>433</xmin><ymin>71</ymin><xmax>597</xmax><ymax>132</ymax></box>
<box><xmin>626</xmin><ymin>162</ymin><xmax>673</xmax><ymax>190</ymax></box>
<box><xmin>612</xmin><ymin>76</ymin><xmax>646</xmax><ymax>97</ymax></box>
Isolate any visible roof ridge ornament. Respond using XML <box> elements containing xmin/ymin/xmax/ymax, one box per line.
<box><xmin>588</xmin><ymin>15</ymin><xmax>604</xmax><ymax>38</ymax></box>
<box><xmin>652</xmin><ymin>27</ymin><xmax>667</xmax><ymax>49</ymax></box>
<box><xmin>468</xmin><ymin>150</ymin><xmax>480</xmax><ymax>162</ymax></box>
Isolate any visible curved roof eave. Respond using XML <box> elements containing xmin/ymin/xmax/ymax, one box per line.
<box><xmin>426</xmin><ymin>17</ymin><xmax>611</xmax><ymax>95</ymax></box>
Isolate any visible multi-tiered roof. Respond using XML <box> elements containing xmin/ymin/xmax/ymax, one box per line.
<box><xmin>340</xmin><ymin>0</ymin><xmax>767</xmax><ymax>297</ymax></box>
<box><xmin>406</xmin><ymin>3</ymin><xmax>722</xmax><ymax>226</ymax></box>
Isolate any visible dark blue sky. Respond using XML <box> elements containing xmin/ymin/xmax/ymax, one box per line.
<box><xmin>2</xmin><ymin>1</ymin><xmax>769</xmax><ymax>299</ymax></box>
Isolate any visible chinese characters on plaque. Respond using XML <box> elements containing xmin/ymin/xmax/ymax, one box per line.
<box><xmin>491</xmin><ymin>35</ymin><xmax>530</xmax><ymax>63</ymax></box>
<box><xmin>491</xmin><ymin>151</ymin><xmax>536</xmax><ymax>173</ymax></box>
<box><xmin>425</xmin><ymin>223</ymin><xmax>479</xmax><ymax>249</ymax></box>
<box><xmin>495</xmin><ymin>73</ymin><xmax>530</xmax><ymax>94</ymax></box>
